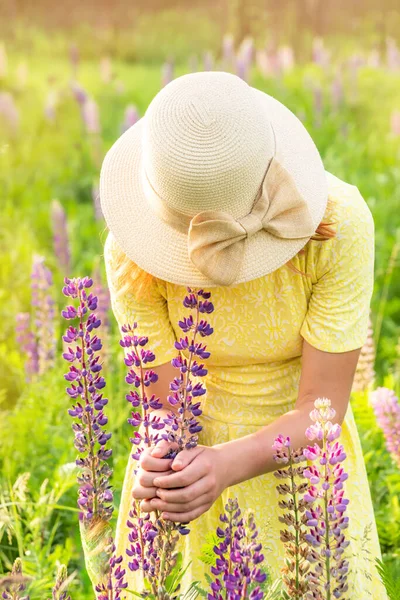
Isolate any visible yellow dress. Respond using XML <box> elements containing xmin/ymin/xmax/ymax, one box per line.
<box><xmin>103</xmin><ymin>171</ymin><xmax>387</xmax><ymax>598</ymax></box>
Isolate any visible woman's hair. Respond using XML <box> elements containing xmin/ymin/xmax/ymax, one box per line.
<box><xmin>108</xmin><ymin>197</ymin><xmax>336</xmax><ymax>302</ymax></box>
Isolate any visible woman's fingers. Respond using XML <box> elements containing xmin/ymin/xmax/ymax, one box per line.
<box><xmin>137</xmin><ymin>468</ymin><xmax>174</xmax><ymax>488</ymax></box>
<box><xmin>132</xmin><ymin>484</ymin><xmax>157</xmax><ymax>500</ymax></box>
<box><xmin>148</xmin><ymin>490</ymin><xmax>212</xmax><ymax>514</ymax></box>
<box><xmin>155</xmin><ymin>475</ymin><xmax>209</xmax><ymax>504</ymax></box>
<box><xmin>151</xmin><ymin>439</ymin><xmax>179</xmax><ymax>458</ymax></box>
<box><xmin>161</xmin><ymin>503</ymin><xmax>211</xmax><ymax>523</ymax></box>
<box><xmin>140</xmin><ymin>452</ymin><xmax>174</xmax><ymax>472</ymax></box>
<box><xmin>153</xmin><ymin>458</ymin><xmax>208</xmax><ymax>489</ymax></box>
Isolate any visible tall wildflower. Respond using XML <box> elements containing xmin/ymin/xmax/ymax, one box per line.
<box><xmin>272</xmin><ymin>435</ymin><xmax>310</xmax><ymax>598</ymax></box>
<box><xmin>51</xmin><ymin>199</ymin><xmax>71</xmax><ymax>274</ymax></box>
<box><xmin>371</xmin><ymin>387</ymin><xmax>400</xmax><ymax>468</ymax></box>
<box><xmin>62</xmin><ymin>276</ymin><xmax>113</xmax><ymax>523</ymax></box>
<box><xmin>121</xmin><ymin>287</ymin><xmax>214</xmax><ymax>595</ymax></box>
<box><xmin>15</xmin><ymin>312</ymin><xmax>39</xmax><ymax>381</ymax></box>
<box><xmin>203</xmin><ymin>51</ymin><xmax>214</xmax><ymax>72</ymax></box>
<box><xmin>62</xmin><ymin>276</ymin><xmax>127</xmax><ymax>596</ymax></box>
<box><xmin>208</xmin><ymin>498</ymin><xmax>266</xmax><ymax>600</ymax></box>
<box><xmin>0</xmin><ymin>92</ymin><xmax>19</xmax><ymax>132</ymax></box>
<box><xmin>303</xmin><ymin>398</ymin><xmax>350</xmax><ymax>600</ymax></box>
<box><xmin>352</xmin><ymin>315</ymin><xmax>375</xmax><ymax>392</ymax></box>
<box><xmin>31</xmin><ymin>255</ymin><xmax>56</xmax><ymax>376</ymax></box>
<box><xmin>222</xmin><ymin>33</ymin><xmax>235</xmax><ymax>69</ymax></box>
<box><xmin>69</xmin><ymin>43</ymin><xmax>80</xmax><ymax>76</ymax></box>
<box><xmin>0</xmin><ymin>557</ymin><xmax>30</xmax><ymax>600</ymax></box>
<box><xmin>121</xmin><ymin>105</ymin><xmax>139</xmax><ymax>134</ymax></box>
<box><xmin>82</xmin><ymin>98</ymin><xmax>101</xmax><ymax>135</ymax></box>
<box><xmin>50</xmin><ymin>564</ymin><xmax>71</xmax><ymax>600</ymax></box>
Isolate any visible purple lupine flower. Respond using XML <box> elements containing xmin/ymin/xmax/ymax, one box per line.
<box><xmin>371</xmin><ymin>387</ymin><xmax>400</xmax><ymax>467</ymax></box>
<box><xmin>161</xmin><ymin>287</ymin><xmax>214</xmax><ymax>452</ymax></box>
<box><xmin>95</xmin><ymin>543</ymin><xmax>128</xmax><ymax>600</ymax></box>
<box><xmin>1</xmin><ymin>557</ymin><xmax>30</xmax><ymax>600</ymax></box>
<box><xmin>303</xmin><ymin>398</ymin><xmax>350</xmax><ymax>599</ymax></box>
<box><xmin>272</xmin><ymin>435</ymin><xmax>310</xmax><ymax>598</ymax></box>
<box><xmin>51</xmin><ymin>200</ymin><xmax>71</xmax><ymax>274</ymax></box>
<box><xmin>313</xmin><ymin>85</ymin><xmax>323</xmax><ymax>128</ymax></box>
<box><xmin>70</xmin><ymin>81</ymin><xmax>87</xmax><ymax>106</ymax></box>
<box><xmin>331</xmin><ymin>71</ymin><xmax>344</xmax><ymax>112</ymax></box>
<box><xmin>161</xmin><ymin>59</ymin><xmax>174</xmax><ymax>87</ymax></box>
<box><xmin>208</xmin><ymin>498</ymin><xmax>267</xmax><ymax>600</ymax></box>
<box><xmin>51</xmin><ymin>564</ymin><xmax>71</xmax><ymax>600</ymax></box>
<box><xmin>100</xmin><ymin>56</ymin><xmax>113</xmax><ymax>84</ymax></box>
<box><xmin>31</xmin><ymin>255</ymin><xmax>56</xmax><ymax>376</ymax></box>
<box><xmin>61</xmin><ymin>276</ymin><xmax>113</xmax><ymax>523</ymax></box>
<box><xmin>82</xmin><ymin>97</ymin><xmax>100</xmax><ymax>134</ymax></box>
<box><xmin>15</xmin><ymin>312</ymin><xmax>39</xmax><ymax>382</ymax></box>
<box><xmin>0</xmin><ymin>92</ymin><xmax>19</xmax><ymax>132</ymax></box>
<box><xmin>121</xmin><ymin>104</ymin><xmax>139</xmax><ymax>134</ymax></box>
<box><xmin>120</xmin><ymin>321</ymin><xmax>165</xmax><ymax>461</ymax></box>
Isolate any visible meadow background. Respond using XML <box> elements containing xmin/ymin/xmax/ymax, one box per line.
<box><xmin>1</xmin><ymin>0</ymin><xmax>400</xmax><ymax>597</ymax></box>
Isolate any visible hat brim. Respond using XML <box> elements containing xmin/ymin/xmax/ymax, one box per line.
<box><xmin>99</xmin><ymin>86</ymin><xmax>328</xmax><ymax>288</ymax></box>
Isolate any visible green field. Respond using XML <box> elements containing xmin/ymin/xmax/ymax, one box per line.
<box><xmin>1</xmin><ymin>23</ymin><xmax>400</xmax><ymax>598</ymax></box>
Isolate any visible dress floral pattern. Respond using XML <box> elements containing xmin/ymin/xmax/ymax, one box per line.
<box><xmin>103</xmin><ymin>171</ymin><xmax>387</xmax><ymax>598</ymax></box>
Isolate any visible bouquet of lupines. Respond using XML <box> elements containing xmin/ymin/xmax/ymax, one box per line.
<box><xmin>208</xmin><ymin>498</ymin><xmax>267</xmax><ymax>600</ymax></box>
<box><xmin>302</xmin><ymin>398</ymin><xmax>350</xmax><ymax>600</ymax></box>
<box><xmin>120</xmin><ymin>287</ymin><xmax>214</xmax><ymax>597</ymax></box>
<box><xmin>272</xmin><ymin>435</ymin><xmax>310</xmax><ymax>599</ymax></box>
<box><xmin>61</xmin><ymin>276</ymin><xmax>127</xmax><ymax>598</ymax></box>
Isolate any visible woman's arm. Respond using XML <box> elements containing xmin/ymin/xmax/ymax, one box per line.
<box><xmin>146</xmin><ymin>340</ymin><xmax>361</xmax><ymax>522</ymax></box>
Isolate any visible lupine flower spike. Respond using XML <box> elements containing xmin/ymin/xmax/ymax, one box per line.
<box><xmin>15</xmin><ymin>312</ymin><xmax>39</xmax><ymax>381</ymax></box>
<box><xmin>208</xmin><ymin>498</ymin><xmax>267</xmax><ymax>600</ymax></box>
<box><xmin>121</xmin><ymin>287</ymin><xmax>214</xmax><ymax>594</ymax></box>
<box><xmin>353</xmin><ymin>314</ymin><xmax>375</xmax><ymax>392</ymax></box>
<box><xmin>303</xmin><ymin>398</ymin><xmax>350</xmax><ymax>600</ymax></box>
<box><xmin>51</xmin><ymin>199</ymin><xmax>71</xmax><ymax>274</ymax></box>
<box><xmin>62</xmin><ymin>276</ymin><xmax>127</xmax><ymax>597</ymax></box>
<box><xmin>0</xmin><ymin>557</ymin><xmax>30</xmax><ymax>600</ymax></box>
<box><xmin>31</xmin><ymin>255</ymin><xmax>56</xmax><ymax>376</ymax></box>
<box><xmin>272</xmin><ymin>435</ymin><xmax>310</xmax><ymax>598</ymax></box>
<box><xmin>371</xmin><ymin>387</ymin><xmax>400</xmax><ymax>468</ymax></box>
<box><xmin>50</xmin><ymin>564</ymin><xmax>72</xmax><ymax>600</ymax></box>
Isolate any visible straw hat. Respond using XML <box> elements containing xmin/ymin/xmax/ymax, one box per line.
<box><xmin>100</xmin><ymin>71</ymin><xmax>328</xmax><ymax>287</ymax></box>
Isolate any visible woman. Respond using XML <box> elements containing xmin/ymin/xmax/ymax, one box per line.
<box><xmin>99</xmin><ymin>71</ymin><xmax>386</xmax><ymax>597</ymax></box>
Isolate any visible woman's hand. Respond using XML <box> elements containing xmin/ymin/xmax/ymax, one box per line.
<box><xmin>140</xmin><ymin>444</ymin><xmax>230</xmax><ymax>523</ymax></box>
<box><xmin>132</xmin><ymin>442</ymin><xmax>177</xmax><ymax>501</ymax></box>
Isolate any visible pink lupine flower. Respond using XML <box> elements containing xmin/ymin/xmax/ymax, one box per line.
<box><xmin>390</xmin><ymin>110</ymin><xmax>400</xmax><ymax>137</ymax></box>
<box><xmin>82</xmin><ymin>98</ymin><xmax>100</xmax><ymax>134</ymax></box>
<box><xmin>121</xmin><ymin>104</ymin><xmax>139</xmax><ymax>133</ymax></box>
<box><xmin>303</xmin><ymin>398</ymin><xmax>350</xmax><ymax>599</ymax></box>
<box><xmin>15</xmin><ymin>312</ymin><xmax>39</xmax><ymax>381</ymax></box>
<box><xmin>386</xmin><ymin>37</ymin><xmax>400</xmax><ymax>71</ymax></box>
<box><xmin>0</xmin><ymin>92</ymin><xmax>19</xmax><ymax>131</ymax></box>
<box><xmin>371</xmin><ymin>387</ymin><xmax>400</xmax><ymax>467</ymax></box>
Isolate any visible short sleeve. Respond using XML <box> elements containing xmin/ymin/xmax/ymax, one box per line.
<box><xmin>103</xmin><ymin>232</ymin><xmax>178</xmax><ymax>367</ymax></box>
<box><xmin>300</xmin><ymin>182</ymin><xmax>374</xmax><ymax>353</ymax></box>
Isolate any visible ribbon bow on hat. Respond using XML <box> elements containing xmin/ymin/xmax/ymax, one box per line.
<box><xmin>187</xmin><ymin>157</ymin><xmax>315</xmax><ymax>286</ymax></box>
